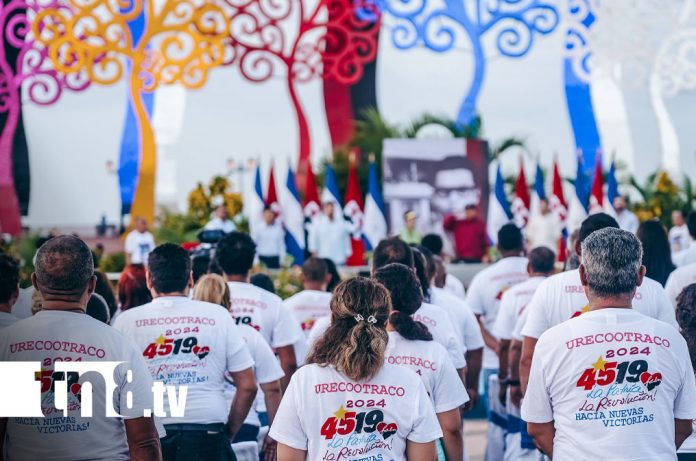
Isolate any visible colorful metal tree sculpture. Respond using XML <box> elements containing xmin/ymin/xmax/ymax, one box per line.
<box><xmin>226</xmin><ymin>0</ymin><xmax>380</xmax><ymax>177</ymax></box>
<box><xmin>378</xmin><ymin>0</ymin><xmax>560</xmax><ymax>126</ymax></box>
<box><xmin>34</xmin><ymin>0</ymin><xmax>231</xmax><ymax>224</ymax></box>
<box><xmin>1</xmin><ymin>0</ymin><xmax>91</xmax><ymax>234</ymax></box>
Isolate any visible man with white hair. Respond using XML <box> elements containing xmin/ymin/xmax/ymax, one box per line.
<box><xmin>522</xmin><ymin>228</ymin><xmax>696</xmax><ymax>459</ymax></box>
<box><xmin>520</xmin><ymin>214</ymin><xmax>677</xmax><ymax>392</ymax></box>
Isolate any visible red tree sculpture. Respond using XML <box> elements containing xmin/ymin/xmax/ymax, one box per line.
<box><xmin>226</xmin><ymin>0</ymin><xmax>380</xmax><ymax>182</ymax></box>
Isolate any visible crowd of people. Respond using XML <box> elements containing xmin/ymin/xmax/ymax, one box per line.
<box><xmin>1</xmin><ymin>207</ymin><xmax>696</xmax><ymax>460</ymax></box>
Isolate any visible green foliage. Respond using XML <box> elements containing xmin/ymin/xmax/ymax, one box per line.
<box><xmin>629</xmin><ymin>171</ymin><xmax>695</xmax><ymax>226</ymax></box>
<box><xmin>2</xmin><ymin>233</ymin><xmax>42</xmax><ymax>286</ymax></box>
<box><xmin>100</xmin><ymin>251</ymin><xmax>126</xmax><ymax>273</ymax></box>
<box><xmin>154</xmin><ymin>209</ymin><xmax>203</xmax><ymax>245</ymax></box>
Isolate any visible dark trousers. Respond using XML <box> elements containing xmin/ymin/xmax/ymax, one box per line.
<box><xmin>259</xmin><ymin>255</ymin><xmax>280</xmax><ymax>269</ymax></box>
<box><xmin>162</xmin><ymin>424</ymin><xmax>236</xmax><ymax>461</ymax></box>
<box><xmin>678</xmin><ymin>454</ymin><xmax>696</xmax><ymax>460</ymax></box>
<box><xmin>231</xmin><ymin>423</ymin><xmax>260</xmax><ymax>443</ymax></box>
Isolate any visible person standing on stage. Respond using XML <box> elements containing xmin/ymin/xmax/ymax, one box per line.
<box><xmin>443</xmin><ymin>204</ymin><xmax>489</xmax><ymax>263</ymax></box>
<box><xmin>307</xmin><ymin>201</ymin><xmax>352</xmax><ymax>266</ymax></box>
<box><xmin>124</xmin><ymin>217</ymin><xmax>156</xmax><ymax>266</ymax></box>
<box><xmin>253</xmin><ymin>206</ymin><xmax>286</xmax><ymax>269</ymax></box>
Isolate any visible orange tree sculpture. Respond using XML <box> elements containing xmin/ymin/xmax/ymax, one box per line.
<box><xmin>33</xmin><ymin>0</ymin><xmax>231</xmax><ymax>224</ymax></box>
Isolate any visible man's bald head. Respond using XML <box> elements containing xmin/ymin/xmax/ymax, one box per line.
<box><xmin>34</xmin><ymin>235</ymin><xmax>95</xmax><ymax>301</ymax></box>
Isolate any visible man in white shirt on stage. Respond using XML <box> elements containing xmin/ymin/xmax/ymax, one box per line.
<box><xmin>525</xmin><ymin>198</ymin><xmax>561</xmax><ymax>250</ymax></box>
<box><xmin>307</xmin><ymin>201</ymin><xmax>352</xmax><ymax>266</ymax></box>
<box><xmin>613</xmin><ymin>195</ymin><xmax>639</xmax><ymax>234</ymax></box>
<box><xmin>124</xmin><ymin>216</ymin><xmax>156</xmax><ymax>265</ymax></box>
<box><xmin>669</xmin><ymin>210</ymin><xmax>691</xmax><ymax>253</ymax></box>
<box><xmin>674</xmin><ymin>212</ymin><xmax>696</xmax><ymax>267</ymax></box>
<box><xmin>252</xmin><ymin>206</ymin><xmax>285</xmax><ymax>269</ymax></box>
<box><xmin>523</xmin><ymin>228</ymin><xmax>696</xmax><ymax>459</ymax></box>
<box><xmin>204</xmin><ymin>203</ymin><xmax>236</xmax><ymax>234</ymax></box>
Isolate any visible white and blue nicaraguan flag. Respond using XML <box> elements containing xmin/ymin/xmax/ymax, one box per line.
<box><xmin>487</xmin><ymin>162</ymin><xmax>513</xmax><ymax>244</ymax></box>
<box><xmin>322</xmin><ymin>164</ymin><xmax>344</xmax><ymax>219</ymax></box>
<box><xmin>363</xmin><ymin>158</ymin><xmax>387</xmax><ymax>250</ymax></box>
<box><xmin>530</xmin><ymin>163</ymin><xmax>546</xmax><ymax>218</ymax></box>
<box><xmin>247</xmin><ymin>162</ymin><xmax>265</xmax><ymax>237</ymax></box>
<box><xmin>604</xmin><ymin>158</ymin><xmax>619</xmax><ymax>217</ymax></box>
<box><xmin>280</xmin><ymin>167</ymin><xmax>305</xmax><ymax>265</ymax></box>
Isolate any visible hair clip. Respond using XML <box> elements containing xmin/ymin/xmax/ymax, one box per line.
<box><xmin>367</xmin><ymin>315</ymin><xmax>378</xmax><ymax>324</ymax></box>
<box><xmin>354</xmin><ymin>314</ymin><xmax>365</xmax><ymax>322</ymax></box>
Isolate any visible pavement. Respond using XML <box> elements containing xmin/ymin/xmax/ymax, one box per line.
<box><xmin>465</xmin><ymin>419</ymin><xmax>487</xmax><ymax>461</ymax></box>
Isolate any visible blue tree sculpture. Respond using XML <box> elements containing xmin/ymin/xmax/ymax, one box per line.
<box><xmin>378</xmin><ymin>0</ymin><xmax>560</xmax><ymax>126</ymax></box>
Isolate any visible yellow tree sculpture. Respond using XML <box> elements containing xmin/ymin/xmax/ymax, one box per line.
<box><xmin>33</xmin><ymin>0</ymin><xmax>230</xmax><ymax>224</ymax></box>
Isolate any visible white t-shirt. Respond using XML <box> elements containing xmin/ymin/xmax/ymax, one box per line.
<box><xmin>665</xmin><ymin>262</ymin><xmax>696</xmax><ymax>307</ymax></box>
<box><xmin>225</xmin><ymin>325</ymin><xmax>284</xmax><ymax>427</ymax></box>
<box><xmin>307</xmin><ymin>215</ymin><xmax>353</xmax><ymax>265</ymax></box>
<box><xmin>307</xmin><ymin>315</ymin><xmax>331</xmax><ymax>355</ymax></box>
<box><xmin>124</xmin><ymin>230</ymin><xmax>156</xmax><ymax>265</ymax></box>
<box><xmin>444</xmin><ymin>273</ymin><xmax>466</xmax><ymax>299</ymax></box>
<box><xmin>522</xmin><ymin>308</ymin><xmax>696</xmax><ymax>460</ymax></box>
<box><xmin>283</xmin><ymin>290</ymin><xmax>333</xmax><ymax>336</ymax></box>
<box><xmin>269</xmin><ymin>363</ymin><xmax>443</xmax><ymax>460</ymax></box>
<box><xmin>616</xmin><ymin>210</ymin><xmax>640</xmax><ymax>234</ymax></box>
<box><xmin>0</xmin><ymin>311</ymin><xmax>154</xmax><ymax>461</ymax></box>
<box><xmin>492</xmin><ymin>276</ymin><xmax>545</xmax><ymax>341</ymax></box>
<box><xmin>0</xmin><ymin>311</ymin><xmax>20</xmax><ymax>330</ymax></box>
<box><xmin>386</xmin><ymin>332</ymin><xmax>468</xmax><ymax>412</ymax></box>
<box><xmin>526</xmin><ymin>213</ymin><xmax>561</xmax><ymax>251</ymax></box>
<box><xmin>204</xmin><ymin>217</ymin><xmax>236</xmax><ymax>234</ymax></box>
<box><xmin>466</xmin><ymin>256</ymin><xmax>529</xmax><ymax>368</ymax></box>
<box><xmin>252</xmin><ymin>221</ymin><xmax>286</xmax><ymax>258</ymax></box>
<box><xmin>307</xmin><ymin>306</ymin><xmax>466</xmax><ymax>370</ymax></box>
<box><xmin>112</xmin><ymin>296</ymin><xmax>254</xmax><ymax>425</ymax></box>
<box><xmin>669</xmin><ymin>225</ymin><xmax>692</xmax><ymax>253</ymax></box>
<box><xmin>10</xmin><ymin>286</ymin><xmax>34</xmax><ymax>319</ymax></box>
<box><xmin>520</xmin><ymin>269</ymin><xmax>678</xmax><ymax>340</ymax></box>
<box><xmin>430</xmin><ymin>287</ymin><xmax>485</xmax><ymax>352</ymax></box>
<box><xmin>674</xmin><ymin>242</ymin><xmax>696</xmax><ymax>268</ymax></box>
<box><xmin>227</xmin><ymin>281</ymin><xmax>302</xmax><ymax>349</ymax></box>
<box><xmin>411</xmin><ymin>302</ymin><xmax>466</xmax><ymax>369</ymax></box>
<box><xmin>511</xmin><ymin>305</ymin><xmax>530</xmax><ymax>342</ymax></box>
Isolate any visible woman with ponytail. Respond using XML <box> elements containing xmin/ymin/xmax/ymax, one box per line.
<box><xmin>270</xmin><ymin>277</ymin><xmax>442</xmax><ymax>461</ymax></box>
<box><xmin>677</xmin><ymin>283</ymin><xmax>696</xmax><ymax>460</ymax></box>
<box><xmin>374</xmin><ymin>263</ymin><xmax>468</xmax><ymax>461</ymax></box>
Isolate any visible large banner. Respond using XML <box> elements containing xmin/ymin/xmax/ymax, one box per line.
<box><xmin>383</xmin><ymin>138</ymin><xmax>490</xmax><ymax>236</ymax></box>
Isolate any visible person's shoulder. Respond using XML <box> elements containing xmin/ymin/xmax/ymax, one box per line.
<box><xmin>185</xmin><ymin>299</ymin><xmax>235</xmax><ymax>318</ymax></box>
<box><xmin>283</xmin><ymin>290</ymin><xmax>307</xmax><ymax>304</ymax></box>
<box><xmin>260</xmin><ymin>287</ymin><xmax>283</xmax><ymax>307</ymax></box>
<box><xmin>641</xmin><ymin>276</ymin><xmax>666</xmax><ymax>292</ymax></box>
<box><xmin>545</xmin><ymin>268</ymin><xmax>578</xmax><ymax>287</ymax></box>
<box><xmin>670</xmin><ymin>262</ymin><xmax>696</xmax><ymax>280</ymax></box>
<box><xmin>418</xmin><ymin>302</ymin><xmax>448</xmax><ymax>317</ymax></box>
<box><xmin>380</xmin><ymin>363</ymin><xmax>425</xmax><ymax>385</ymax></box>
<box><xmin>112</xmin><ymin>302</ymin><xmax>155</xmax><ymax>325</ymax></box>
<box><xmin>536</xmin><ymin>319</ymin><xmax>572</xmax><ymax>348</ymax></box>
